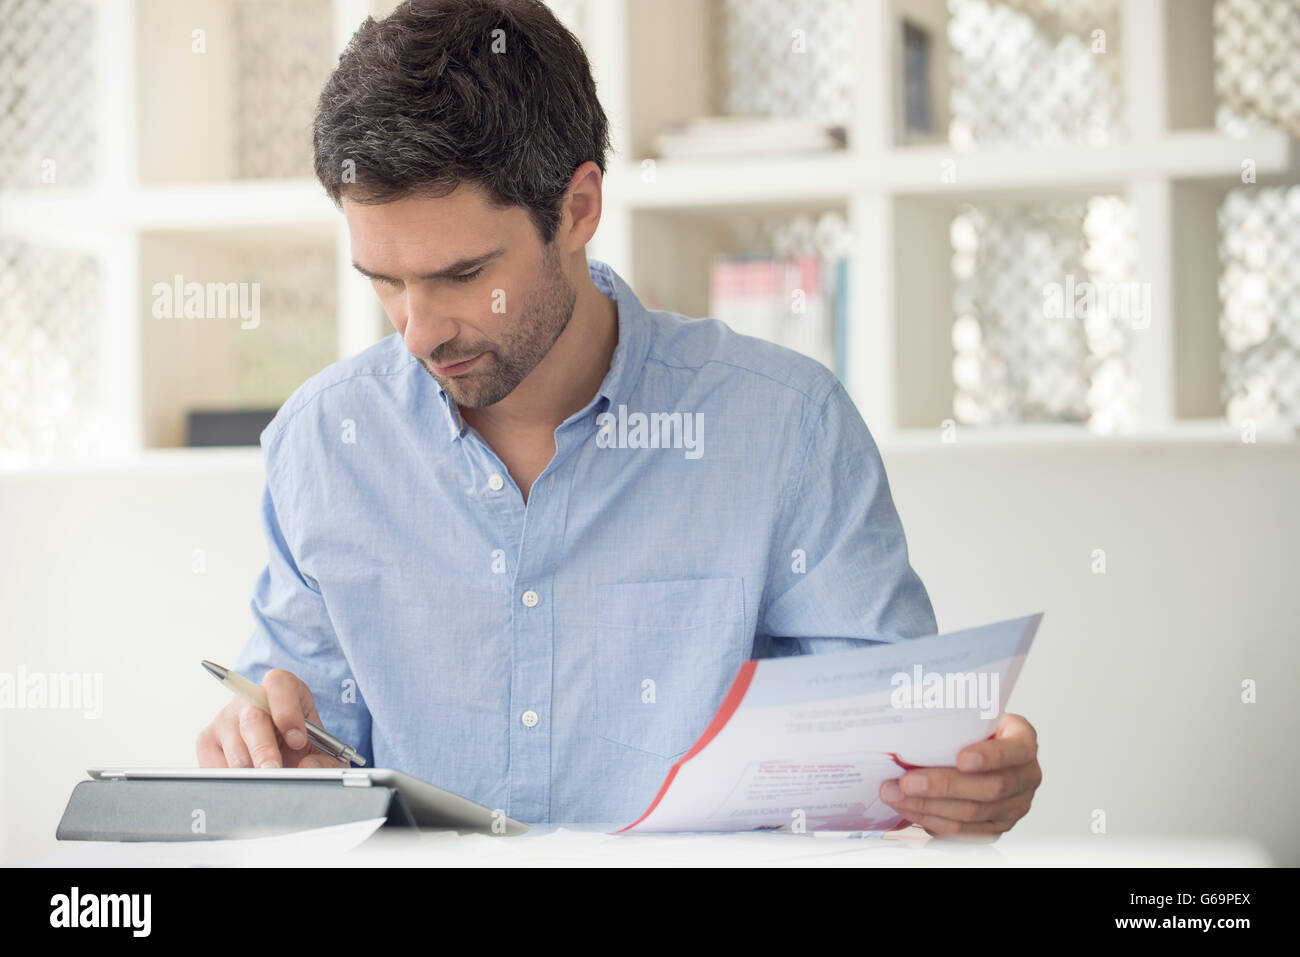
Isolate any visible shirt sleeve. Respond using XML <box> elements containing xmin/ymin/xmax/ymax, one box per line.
<box><xmin>232</xmin><ymin>444</ymin><xmax>373</xmax><ymax>763</ymax></box>
<box><xmin>756</xmin><ymin>378</ymin><xmax>937</xmax><ymax>656</ymax></box>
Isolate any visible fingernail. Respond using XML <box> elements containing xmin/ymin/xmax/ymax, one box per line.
<box><xmin>961</xmin><ymin>752</ymin><xmax>984</xmax><ymax>771</ymax></box>
<box><xmin>286</xmin><ymin>729</ymin><xmax>306</xmax><ymax>749</ymax></box>
<box><xmin>902</xmin><ymin>774</ymin><xmax>927</xmax><ymax>795</ymax></box>
<box><xmin>881</xmin><ymin>780</ymin><xmax>902</xmax><ymax>802</ymax></box>
<box><xmin>259</xmin><ymin>759</ymin><xmax>280</xmax><ymax>769</ymax></box>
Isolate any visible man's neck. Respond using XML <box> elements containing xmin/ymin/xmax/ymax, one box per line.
<box><xmin>462</xmin><ymin>264</ymin><xmax>618</xmax><ymax>437</ymax></box>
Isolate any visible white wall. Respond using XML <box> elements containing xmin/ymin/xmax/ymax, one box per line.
<box><xmin>884</xmin><ymin>439</ymin><xmax>1300</xmax><ymax>864</ymax></box>
<box><xmin>2</xmin><ymin>440</ymin><xmax>1297</xmax><ymax>864</ymax></box>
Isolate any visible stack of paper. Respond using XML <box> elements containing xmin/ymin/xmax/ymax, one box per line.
<box><xmin>618</xmin><ymin>614</ymin><xmax>1042</xmax><ymax>834</ymax></box>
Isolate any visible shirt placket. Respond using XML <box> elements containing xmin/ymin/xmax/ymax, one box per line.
<box><xmin>465</xmin><ymin>425</ymin><xmax>582</xmax><ymax>824</ymax></box>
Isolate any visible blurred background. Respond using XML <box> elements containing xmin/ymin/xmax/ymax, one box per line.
<box><xmin>1</xmin><ymin>0</ymin><xmax>1297</xmax><ymax>864</ymax></box>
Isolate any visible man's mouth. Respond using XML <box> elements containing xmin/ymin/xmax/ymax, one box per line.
<box><xmin>431</xmin><ymin>353</ymin><xmax>484</xmax><ymax>376</ymax></box>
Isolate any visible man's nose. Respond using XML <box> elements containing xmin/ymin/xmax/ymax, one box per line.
<box><xmin>401</xmin><ymin>285</ymin><xmax>460</xmax><ymax>359</ymax></box>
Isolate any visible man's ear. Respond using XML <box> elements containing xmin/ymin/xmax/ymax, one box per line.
<box><xmin>560</xmin><ymin>160</ymin><xmax>604</xmax><ymax>253</ymax></box>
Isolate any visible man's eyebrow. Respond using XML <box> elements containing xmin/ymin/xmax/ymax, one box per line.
<box><xmin>351</xmin><ymin>247</ymin><xmax>506</xmax><ymax>283</ymax></box>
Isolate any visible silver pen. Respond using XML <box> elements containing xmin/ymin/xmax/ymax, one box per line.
<box><xmin>201</xmin><ymin>660</ymin><xmax>366</xmax><ymax>767</ymax></box>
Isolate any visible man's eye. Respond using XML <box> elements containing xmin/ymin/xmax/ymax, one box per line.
<box><xmin>453</xmin><ymin>267</ymin><xmax>484</xmax><ymax>284</ymax></box>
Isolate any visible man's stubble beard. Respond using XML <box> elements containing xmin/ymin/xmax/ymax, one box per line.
<box><xmin>425</xmin><ymin>241</ymin><xmax>577</xmax><ymax>409</ymax></box>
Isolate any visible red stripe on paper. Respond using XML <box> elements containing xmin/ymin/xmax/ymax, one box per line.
<box><xmin>612</xmin><ymin>659</ymin><xmax>759</xmax><ymax>833</ymax></box>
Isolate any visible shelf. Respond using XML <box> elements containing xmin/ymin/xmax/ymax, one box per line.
<box><xmin>879</xmin><ymin>419</ymin><xmax>1296</xmax><ymax>449</ymax></box>
<box><xmin>7</xmin><ymin>129</ymin><xmax>1291</xmax><ymax>231</ymax></box>
<box><xmin>878</xmin><ymin>130</ymin><xmax>1299</xmax><ymax>197</ymax></box>
<box><xmin>127</xmin><ymin>181</ymin><xmax>339</xmax><ymax>230</ymax></box>
<box><xmin>607</xmin><ymin>154</ymin><xmax>858</xmax><ymax>209</ymax></box>
<box><xmin>602</xmin><ymin>130</ymin><xmax>1298</xmax><ymax>211</ymax></box>
<box><xmin>0</xmin><ymin>180</ymin><xmax>338</xmax><ymax>233</ymax></box>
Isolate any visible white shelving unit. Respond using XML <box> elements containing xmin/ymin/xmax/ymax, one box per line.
<box><xmin>2</xmin><ymin>0</ymin><xmax>1296</xmax><ymax>464</ymax></box>
<box><xmin>2</xmin><ymin>0</ymin><xmax>382</xmax><ymax>461</ymax></box>
<box><xmin>582</xmin><ymin>0</ymin><xmax>1299</xmax><ymax>444</ymax></box>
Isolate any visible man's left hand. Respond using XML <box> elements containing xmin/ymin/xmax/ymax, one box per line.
<box><xmin>878</xmin><ymin>712</ymin><xmax>1041</xmax><ymax>841</ymax></box>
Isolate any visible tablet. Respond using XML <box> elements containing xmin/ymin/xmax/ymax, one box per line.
<box><xmin>87</xmin><ymin>767</ymin><xmax>530</xmax><ymax>836</ymax></box>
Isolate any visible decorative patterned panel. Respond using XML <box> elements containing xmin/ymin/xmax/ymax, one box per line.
<box><xmin>713</xmin><ymin>0</ymin><xmax>854</xmax><ymax>127</ymax></box>
<box><xmin>1219</xmin><ymin>186</ymin><xmax>1300</xmax><ymax>431</ymax></box>
<box><xmin>727</xmin><ymin>209</ymin><xmax>852</xmax><ymax>261</ymax></box>
<box><xmin>0</xmin><ymin>239</ymin><xmax>102</xmax><ymax>464</ymax></box>
<box><xmin>950</xmin><ymin>196</ymin><xmax>1141</xmax><ymax>432</ymax></box>
<box><xmin>232</xmin><ymin>0</ymin><xmax>335</xmax><ymax>179</ymax></box>
<box><xmin>233</xmin><ymin>243</ymin><xmax>338</xmax><ymax>405</ymax></box>
<box><xmin>947</xmin><ymin>0</ymin><xmax>1123</xmax><ymax>149</ymax></box>
<box><xmin>0</xmin><ymin>0</ymin><xmax>97</xmax><ymax>188</ymax></box>
<box><xmin>1214</xmin><ymin>0</ymin><xmax>1300</xmax><ymax>138</ymax></box>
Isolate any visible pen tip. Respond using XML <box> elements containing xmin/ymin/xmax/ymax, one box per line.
<box><xmin>200</xmin><ymin>660</ymin><xmax>227</xmax><ymax>680</ymax></box>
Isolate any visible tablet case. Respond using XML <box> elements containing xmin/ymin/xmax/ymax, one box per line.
<box><xmin>56</xmin><ymin>778</ymin><xmax>417</xmax><ymax>842</ymax></box>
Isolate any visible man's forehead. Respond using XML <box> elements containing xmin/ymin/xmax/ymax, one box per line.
<box><xmin>342</xmin><ymin>184</ymin><xmax>498</xmax><ymax>232</ymax></box>
<box><xmin>345</xmin><ymin>189</ymin><xmax>516</xmax><ymax>269</ymax></box>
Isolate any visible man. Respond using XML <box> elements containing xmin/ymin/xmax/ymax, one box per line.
<box><xmin>197</xmin><ymin>0</ymin><xmax>1041</xmax><ymax>838</ymax></box>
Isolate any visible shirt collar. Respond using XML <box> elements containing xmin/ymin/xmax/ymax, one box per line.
<box><xmin>433</xmin><ymin>257</ymin><xmax>651</xmax><ymax>441</ymax></box>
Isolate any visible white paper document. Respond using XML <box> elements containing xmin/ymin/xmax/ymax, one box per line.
<box><xmin>616</xmin><ymin>613</ymin><xmax>1042</xmax><ymax>834</ymax></box>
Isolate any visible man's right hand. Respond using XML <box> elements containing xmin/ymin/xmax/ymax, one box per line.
<box><xmin>196</xmin><ymin>668</ymin><xmax>346</xmax><ymax>769</ymax></box>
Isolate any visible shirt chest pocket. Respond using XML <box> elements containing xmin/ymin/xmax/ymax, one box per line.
<box><xmin>594</xmin><ymin>578</ymin><xmax>748</xmax><ymax>761</ymax></box>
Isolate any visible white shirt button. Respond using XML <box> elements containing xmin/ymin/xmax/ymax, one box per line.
<box><xmin>521</xmin><ymin>710</ymin><xmax>539</xmax><ymax>728</ymax></box>
<box><xmin>521</xmin><ymin>590</ymin><xmax>539</xmax><ymax>607</ymax></box>
<box><xmin>488</xmin><ymin>473</ymin><xmax>504</xmax><ymax>491</ymax></box>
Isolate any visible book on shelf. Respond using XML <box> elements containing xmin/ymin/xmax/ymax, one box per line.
<box><xmin>709</xmin><ymin>253</ymin><xmax>847</xmax><ymax>381</ymax></box>
<box><xmin>652</xmin><ymin>116</ymin><xmax>847</xmax><ymax>159</ymax></box>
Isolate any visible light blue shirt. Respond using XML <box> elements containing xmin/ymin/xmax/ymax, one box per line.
<box><xmin>235</xmin><ymin>257</ymin><xmax>936</xmax><ymax>824</ymax></box>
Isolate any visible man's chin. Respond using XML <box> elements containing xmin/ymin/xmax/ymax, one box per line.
<box><xmin>439</xmin><ymin>378</ymin><xmax>512</xmax><ymax>410</ymax></box>
<box><xmin>421</xmin><ymin>355</ymin><xmax>516</xmax><ymax>408</ymax></box>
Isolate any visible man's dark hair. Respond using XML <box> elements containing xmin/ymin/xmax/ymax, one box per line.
<box><xmin>313</xmin><ymin>0</ymin><xmax>611</xmax><ymax>246</ymax></box>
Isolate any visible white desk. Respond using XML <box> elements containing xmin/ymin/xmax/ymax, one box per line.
<box><xmin>26</xmin><ymin>822</ymin><xmax>1273</xmax><ymax>867</ymax></box>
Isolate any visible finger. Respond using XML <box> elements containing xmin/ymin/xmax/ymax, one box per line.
<box><xmin>195</xmin><ymin>726</ymin><xmax>228</xmax><ymax>768</ymax></box>
<box><xmin>898</xmin><ymin>760</ymin><xmax>1042</xmax><ymax>802</ymax></box>
<box><xmin>999</xmin><ymin>711</ymin><xmax>1037</xmax><ymax>741</ymax></box>
<box><xmin>215</xmin><ymin>717</ymin><xmax>254</xmax><ymax>768</ymax></box>
<box><xmin>296</xmin><ymin>750</ymin><xmax>347</xmax><ymax>769</ymax></box>
<box><xmin>906</xmin><ymin>812</ymin><xmax>1014</xmax><ymax>841</ymax></box>
<box><xmin>293</xmin><ymin>673</ymin><xmax>326</xmax><ymax>727</ymax></box>
<box><xmin>880</xmin><ymin>781</ymin><xmax>1032</xmax><ymax>823</ymax></box>
<box><xmin>263</xmin><ymin>669</ymin><xmax>310</xmax><ymax>752</ymax></box>
<box><xmin>238</xmin><ymin>703</ymin><xmax>283</xmax><ymax>768</ymax></box>
<box><xmin>957</xmin><ymin>714</ymin><xmax>1037</xmax><ymax>772</ymax></box>
<box><xmin>301</xmin><ymin>683</ymin><xmax>325</xmax><ymax>727</ymax></box>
